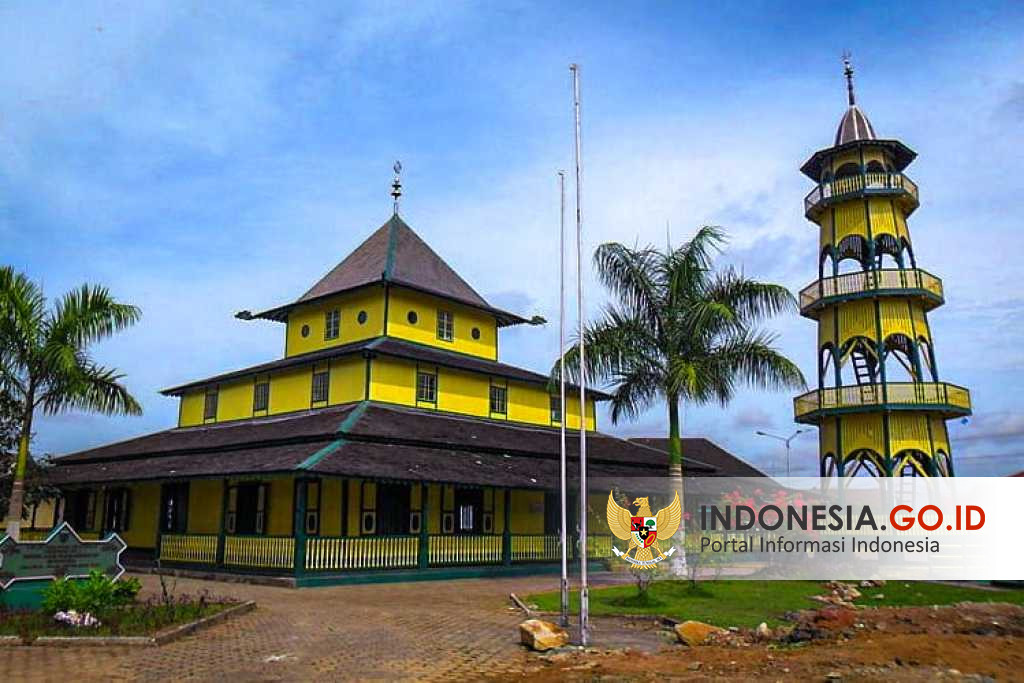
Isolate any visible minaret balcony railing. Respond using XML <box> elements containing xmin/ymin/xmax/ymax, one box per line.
<box><xmin>794</xmin><ymin>381</ymin><xmax>971</xmax><ymax>424</ymax></box>
<box><xmin>804</xmin><ymin>172</ymin><xmax>919</xmax><ymax>218</ymax></box>
<box><xmin>799</xmin><ymin>268</ymin><xmax>943</xmax><ymax>317</ymax></box>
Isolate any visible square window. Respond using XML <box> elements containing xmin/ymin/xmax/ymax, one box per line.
<box><xmin>253</xmin><ymin>381</ymin><xmax>269</xmax><ymax>411</ymax></box>
<box><xmin>312</xmin><ymin>370</ymin><xmax>330</xmax><ymax>403</ymax></box>
<box><xmin>489</xmin><ymin>385</ymin><xmax>507</xmax><ymax>414</ymax></box>
<box><xmin>203</xmin><ymin>390</ymin><xmax>218</xmax><ymax>420</ymax></box>
<box><xmin>324</xmin><ymin>310</ymin><xmax>340</xmax><ymax>340</ymax></box>
<box><xmin>417</xmin><ymin>371</ymin><xmax>437</xmax><ymax>403</ymax></box>
<box><xmin>436</xmin><ymin>310</ymin><xmax>454</xmax><ymax>342</ymax></box>
<box><xmin>550</xmin><ymin>395</ymin><xmax>562</xmax><ymax>423</ymax></box>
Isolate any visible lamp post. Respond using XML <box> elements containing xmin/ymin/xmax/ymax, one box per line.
<box><xmin>755</xmin><ymin>429</ymin><xmax>807</xmax><ymax>477</ymax></box>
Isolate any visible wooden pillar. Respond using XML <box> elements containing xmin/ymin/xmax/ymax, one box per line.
<box><xmin>293</xmin><ymin>479</ymin><xmax>308</xmax><ymax>578</ymax></box>
<box><xmin>502</xmin><ymin>488</ymin><xmax>512</xmax><ymax>566</ymax></box>
<box><xmin>216</xmin><ymin>479</ymin><xmax>229</xmax><ymax>566</ymax></box>
<box><xmin>418</xmin><ymin>482</ymin><xmax>429</xmax><ymax>569</ymax></box>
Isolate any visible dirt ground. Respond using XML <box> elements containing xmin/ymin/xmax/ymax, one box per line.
<box><xmin>505</xmin><ymin>602</ymin><xmax>1024</xmax><ymax>681</ymax></box>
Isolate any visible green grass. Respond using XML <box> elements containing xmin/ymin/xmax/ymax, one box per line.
<box><xmin>526</xmin><ymin>580</ymin><xmax>1024</xmax><ymax>628</ymax></box>
<box><xmin>0</xmin><ymin>601</ymin><xmax>232</xmax><ymax>640</ymax></box>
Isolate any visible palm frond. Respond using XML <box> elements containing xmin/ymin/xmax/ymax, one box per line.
<box><xmin>0</xmin><ymin>266</ymin><xmax>47</xmax><ymax>363</ymax></box>
<box><xmin>38</xmin><ymin>362</ymin><xmax>142</xmax><ymax>417</ymax></box>
<box><xmin>592</xmin><ymin>243</ymin><xmax>662</xmax><ymax>325</ymax></box>
<box><xmin>555</xmin><ymin>305</ymin><xmax>660</xmax><ymax>388</ymax></box>
<box><xmin>708</xmin><ymin>267</ymin><xmax>797</xmax><ymax>324</ymax></box>
<box><xmin>708</xmin><ymin>330</ymin><xmax>807</xmax><ymax>401</ymax></box>
<box><xmin>49</xmin><ymin>284</ymin><xmax>141</xmax><ymax>349</ymax></box>
<box><xmin>606</xmin><ymin>366</ymin><xmax>661</xmax><ymax>423</ymax></box>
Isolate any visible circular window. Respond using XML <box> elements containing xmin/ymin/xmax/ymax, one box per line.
<box><xmin>471</xmin><ymin>327</ymin><xmax>481</xmax><ymax>340</ymax></box>
<box><xmin>301</xmin><ymin>324</ymin><xmax>310</xmax><ymax>338</ymax></box>
<box><xmin>407</xmin><ymin>311</ymin><xmax>418</xmax><ymax>325</ymax></box>
<box><xmin>357</xmin><ymin>311</ymin><xmax>368</xmax><ymax>325</ymax></box>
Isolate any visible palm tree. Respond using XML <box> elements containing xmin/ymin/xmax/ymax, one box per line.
<box><xmin>0</xmin><ymin>266</ymin><xmax>142</xmax><ymax>540</ymax></box>
<box><xmin>557</xmin><ymin>226</ymin><xmax>806</xmax><ymax>568</ymax></box>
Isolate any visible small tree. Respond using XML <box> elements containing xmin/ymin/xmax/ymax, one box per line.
<box><xmin>557</xmin><ymin>227</ymin><xmax>805</xmax><ymax>574</ymax></box>
<box><xmin>0</xmin><ymin>267</ymin><xmax>142</xmax><ymax>539</ymax></box>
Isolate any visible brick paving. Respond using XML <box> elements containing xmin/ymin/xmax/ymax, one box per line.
<box><xmin>0</xmin><ymin>573</ymin><xmax>623</xmax><ymax>682</ymax></box>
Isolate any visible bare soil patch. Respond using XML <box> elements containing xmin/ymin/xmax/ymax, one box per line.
<box><xmin>503</xmin><ymin>602</ymin><xmax>1024</xmax><ymax>681</ymax></box>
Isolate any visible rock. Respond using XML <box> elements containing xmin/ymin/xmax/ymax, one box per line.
<box><xmin>687</xmin><ymin>662</ymin><xmax>703</xmax><ymax>671</ymax></box>
<box><xmin>825</xmin><ymin>671</ymin><xmax>842</xmax><ymax>680</ymax></box>
<box><xmin>519</xmin><ymin>619</ymin><xmax>570</xmax><ymax>652</ymax></box>
<box><xmin>873</xmin><ymin>593</ymin><xmax>885</xmax><ymax>600</ymax></box>
<box><xmin>674</xmin><ymin>620</ymin><xmax>726</xmax><ymax>646</ymax></box>
<box><xmin>755</xmin><ymin>622</ymin><xmax>771</xmax><ymax>640</ymax></box>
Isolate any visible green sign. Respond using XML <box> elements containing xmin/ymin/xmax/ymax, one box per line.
<box><xmin>0</xmin><ymin>522</ymin><xmax>127</xmax><ymax>589</ymax></box>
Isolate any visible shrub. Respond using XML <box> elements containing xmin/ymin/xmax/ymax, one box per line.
<box><xmin>40</xmin><ymin>571</ymin><xmax>141</xmax><ymax>615</ymax></box>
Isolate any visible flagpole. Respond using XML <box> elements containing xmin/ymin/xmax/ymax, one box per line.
<box><xmin>558</xmin><ymin>169</ymin><xmax>569</xmax><ymax>627</ymax></box>
<box><xmin>570</xmin><ymin>62</ymin><xmax>589</xmax><ymax>647</ymax></box>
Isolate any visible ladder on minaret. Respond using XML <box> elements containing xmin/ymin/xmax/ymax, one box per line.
<box><xmin>850</xmin><ymin>347</ymin><xmax>879</xmax><ymax>403</ymax></box>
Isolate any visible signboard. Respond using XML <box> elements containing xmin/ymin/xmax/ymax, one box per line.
<box><xmin>0</xmin><ymin>522</ymin><xmax>127</xmax><ymax>589</ymax></box>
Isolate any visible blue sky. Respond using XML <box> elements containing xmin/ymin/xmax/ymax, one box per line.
<box><xmin>2</xmin><ymin>2</ymin><xmax>1022</xmax><ymax>476</ymax></box>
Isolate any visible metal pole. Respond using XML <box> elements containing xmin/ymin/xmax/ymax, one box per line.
<box><xmin>755</xmin><ymin>430</ymin><xmax>806</xmax><ymax>478</ymax></box>
<box><xmin>558</xmin><ymin>170</ymin><xmax>569</xmax><ymax>627</ymax></box>
<box><xmin>570</xmin><ymin>62</ymin><xmax>589</xmax><ymax>646</ymax></box>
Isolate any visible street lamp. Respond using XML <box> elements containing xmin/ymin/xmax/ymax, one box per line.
<box><xmin>755</xmin><ymin>429</ymin><xmax>808</xmax><ymax>477</ymax></box>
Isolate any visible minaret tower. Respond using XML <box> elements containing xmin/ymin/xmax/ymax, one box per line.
<box><xmin>792</xmin><ymin>57</ymin><xmax>971</xmax><ymax>477</ymax></box>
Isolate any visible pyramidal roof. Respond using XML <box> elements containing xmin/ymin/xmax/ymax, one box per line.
<box><xmin>834</xmin><ymin>105</ymin><xmax>877</xmax><ymax>146</ymax></box>
<box><xmin>251</xmin><ymin>215</ymin><xmax>528</xmax><ymax>326</ymax></box>
<box><xmin>301</xmin><ymin>215</ymin><xmax>489</xmax><ymax>306</ymax></box>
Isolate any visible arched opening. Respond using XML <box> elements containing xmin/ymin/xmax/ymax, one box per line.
<box><xmin>834</xmin><ymin>162</ymin><xmax>860</xmax><ymax>179</ymax></box>
<box><xmin>820</xmin><ymin>169</ymin><xmax>833</xmax><ymax>184</ymax></box>
<box><xmin>900</xmin><ymin>238</ymin><xmax>916</xmax><ymax>268</ymax></box>
<box><xmin>917</xmin><ymin>337</ymin><xmax>938</xmax><ymax>381</ymax></box>
<box><xmin>893</xmin><ymin>450</ymin><xmax>930</xmax><ymax>477</ymax></box>
<box><xmin>819</xmin><ymin>344</ymin><xmax>839</xmax><ymax>388</ymax></box>
<box><xmin>865</xmin><ymin>160</ymin><xmax>886</xmax><ymax>174</ymax></box>
<box><xmin>874</xmin><ymin>234</ymin><xmax>904</xmax><ymax>269</ymax></box>
<box><xmin>821</xmin><ymin>453</ymin><xmax>838</xmax><ymax>477</ymax></box>
<box><xmin>935</xmin><ymin>450</ymin><xmax>953</xmax><ymax>477</ymax></box>
<box><xmin>835</xmin><ymin>235</ymin><xmax>869</xmax><ymax>274</ymax></box>
<box><xmin>883</xmin><ymin>333</ymin><xmax>919</xmax><ymax>383</ymax></box>
<box><xmin>844</xmin><ymin>450</ymin><xmax>885</xmax><ymax>477</ymax></box>
<box><xmin>841</xmin><ymin>336</ymin><xmax>879</xmax><ymax>386</ymax></box>
<box><xmin>820</xmin><ymin>247</ymin><xmax>835</xmax><ymax>279</ymax></box>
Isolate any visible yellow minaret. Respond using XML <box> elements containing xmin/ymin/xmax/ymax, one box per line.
<box><xmin>793</xmin><ymin>57</ymin><xmax>971</xmax><ymax>477</ymax></box>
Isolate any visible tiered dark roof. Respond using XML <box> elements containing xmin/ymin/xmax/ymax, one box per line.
<box><xmin>628</xmin><ymin>437</ymin><xmax>767</xmax><ymax>477</ymax></box>
<box><xmin>160</xmin><ymin>336</ymin><xmax>608</xmax><ymax>399</ymax></box>
<box><xmin>248</xmin><ymin>216</ymin><xmax>528</xmax><ymax>326</ymax></box>
<box><xmin>50</xmin><ymin>402</ymin><xmax>719</xmax><ymax>487</ymax></box>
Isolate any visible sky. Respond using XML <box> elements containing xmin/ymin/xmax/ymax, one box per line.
<box><xmin>2</xmin><ymin>1</ymin><xmax>1022</xmax><ymax>476</ymax></box>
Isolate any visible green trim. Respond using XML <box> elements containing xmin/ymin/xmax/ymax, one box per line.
<box><xmin>802</xmin><ymin>287</ymin><xmax>942</xmax><ymax>318</ymax></box>
<box><xmin>363</xmin><ymin>356</ymin><xmax>372</xmax><ymax>400</ymax></box>
<box><xmin>384</xmin><ymin>218</ymin><xmax>399</xmax><ymax>279</ymax></box>
<box><xmin>796</xmin><ymin>402</ymin><xmax>971</xmax><ymax>425</ymax></box>
<box><xmin>337</xmin><ymin>400</ymin><xmax>369</xmax><ymax>434</ymax></box>
<box><xmin>297</xmin><ymin>440</ymin><xmax>345</xmax><ymax>471</ymax></box>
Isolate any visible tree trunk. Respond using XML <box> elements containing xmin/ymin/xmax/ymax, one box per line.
<box><xmin>3</xmin><ymin>409</ymin><xmax>32</xmax><ymax>541</ymax></box>
<box><xmin>667</xmin><ymin>395</ymin><xmax>687</xmax><ymax>576</ymax></box>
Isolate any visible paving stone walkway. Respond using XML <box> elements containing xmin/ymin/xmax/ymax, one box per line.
<box><xmin>1</xmin><ymin>573</ymin><xmax>630</xmax><ymax>681</ymax></box>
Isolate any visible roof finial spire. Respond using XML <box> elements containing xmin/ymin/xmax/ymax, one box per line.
<box><xmin>842</xmin><ymin>51</ymin><xmax>856</xmax><ymax>107</ymax></box>
<box><xmin>391</xmin><ymin>160</ymin><xmax>403</xmax><ymax>215</ymax></box>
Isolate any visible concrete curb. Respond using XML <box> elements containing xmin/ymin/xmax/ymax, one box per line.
<box><xmin>2</xmin><ymin>601</ymin><xmax>256</xmax><ymax>647</ymax></box>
